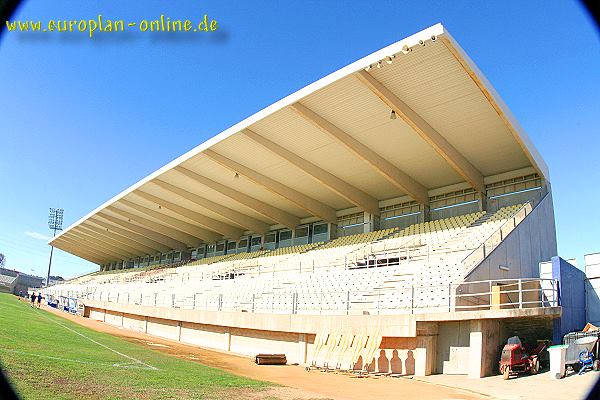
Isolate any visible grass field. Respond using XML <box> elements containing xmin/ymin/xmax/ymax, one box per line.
<box><xmin>0</xmin><ymin>294</ymin><xmax>272</xmax><ymax>400</ymax></box>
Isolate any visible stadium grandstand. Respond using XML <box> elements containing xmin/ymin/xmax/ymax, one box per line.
<box><xmin>42</xmin><ymin>24</ymin><xmax>567</xmax><ymax>378</ymax></box>
<box><xmin>0</xmin><ymin>268</ymin><xmax>43</xmax><ymax>296</ymax></box>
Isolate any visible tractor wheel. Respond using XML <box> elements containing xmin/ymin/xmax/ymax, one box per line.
<box><xmin>530</xmin><ymin>357</ymin><xmax>540</xmax><ymax>375</ymax></box>
<box><xmin>503</xmin><ymin>367</ymin><xmax>510</xmax><ymax>380</ymax></box>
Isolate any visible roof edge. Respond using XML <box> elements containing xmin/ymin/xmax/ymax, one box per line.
<box><xmin>439</xmin><ymin>30</ymin><xmax>550</xmax><ymax>182</ymax></box>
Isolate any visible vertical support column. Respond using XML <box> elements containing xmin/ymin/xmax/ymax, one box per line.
<box><xmin>364</xmin><ymin>212</ymin><xmax>372</xmax><ymax>233</ymax></box>
<box><xmin>414</xmin><ymin>321</ymin><xmax>438</xmax><ymax>376</ymax></box>
<box><xmin>468</xmin><ymin>320</ymin><xmax>501</xmax><ymax>378</ymax></box>
<box><xmin>177</xmin><ymin>321</ymin><xmax>182</xmax><ymax>342</ymax></box>
<box><xmin>328</xmin><ymin>222</ymin><xmax>337</xmax><ymax>240</ymax></box>
<box><xmin>144</xmin><ymin>316</ymin><xmax>148</xmax><ymax>334</ymax></box>
<box><xmin>298</xmin><ymin>333</ymin><xmax>308</xmax><ymax>364</ymax></box>
<box><xmin>477</xmin><ymin>191</ymin><xmax>488</xmax><ymax>212</ymax></box>
<box><xmin>363</xmin><ymin>212</ymin><xmax>379</xmax><ymax>233</ymax></box>
<box><xmin>225</xmin><ymin>328</ymin><xmax>232</xmax><ymax>352</ymax></box>
<box><xmin>419</xmin><ymin>204</ymin><xmax>431</xmax><ymax>223</ymax></box>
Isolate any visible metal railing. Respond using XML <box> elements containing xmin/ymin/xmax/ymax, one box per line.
<box><xmin>48</xmin><ymin>278</ymin><xmax>559</xmax><ymax>316</ymax></box>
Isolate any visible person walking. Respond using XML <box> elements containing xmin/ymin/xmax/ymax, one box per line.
<box><xmin>30</xmin><ymin>292</ymin><xmax>36</xmax><ymax>307</ymax></box>
<box><xmin>36</xmin><ymin>292</ymin><xmax>42</xmax><ymax>308</ymax></box>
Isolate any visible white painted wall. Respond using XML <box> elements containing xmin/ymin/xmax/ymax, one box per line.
<box><xmin>123</xmin><ymin>313</ymin><xmax>146</xmax><ymax>333</ymax></box>
<box><xmin>89</xmin><ymin>309</ymin><xmax>105</xmax><ymax>321</ymax></box>
<box><xmin>180</xmin><ymin>322</ymin><xmax>229</xmax><ymax>351</ymax></box>
<box><xmin>104</xmin><ymin>311</ymin><xmax>122</xmax><ymax>327</ymax></box>
<box><xmin>147</xmin><ymin>317</ymin><xmax>178</xmax><ymax>341</ymax></box>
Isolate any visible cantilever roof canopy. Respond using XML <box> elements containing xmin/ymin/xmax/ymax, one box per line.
<box><xmin>50</xmin><ymin>23</ymin><xmax>549</xmax><ymax>266</ymax></box>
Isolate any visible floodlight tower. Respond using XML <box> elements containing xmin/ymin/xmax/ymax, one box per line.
<box><xmin>46</xmin><ymin>208</ymin><xmax>64</xmax><ymax>287</ymax></box>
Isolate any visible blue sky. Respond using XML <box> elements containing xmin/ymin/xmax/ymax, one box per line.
<box><xmin>0</xmin><ymin>1</ymin><xmax>598</xmax><ymax>279</ymax></box>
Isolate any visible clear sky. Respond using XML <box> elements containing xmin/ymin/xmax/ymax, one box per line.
<box><xmin>0</xmin><ymin>1</ymin><xmax>598</xmax><ymax>279</ymax></box>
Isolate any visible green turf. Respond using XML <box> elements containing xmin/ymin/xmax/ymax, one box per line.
<box><xmin>0</xmin><ymin>294</ymin><xmax>272</xmax><ymax>400</ymax></box>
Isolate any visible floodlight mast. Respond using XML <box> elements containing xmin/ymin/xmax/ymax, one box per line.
<box><xmin>46</xmin><ymin>208</ymin><xmax>64</xmax><ymax>287</ymax></box>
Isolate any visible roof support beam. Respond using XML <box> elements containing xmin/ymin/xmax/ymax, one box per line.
<box><xmin>93</xmin><ymin>214</ymin><xmax>187</xmax><ymax>251</ymax></box>
<box><xmin>204</xmin><ymin>150</ymin><xmax>337</xmax><ymax>223</ymax></box>
<box><xmin>68</xmin><ymin>231</ymin><xmax>137</xmax><ymax>259</ymax></box>
<box><xmin>105</xmin><ymin>207</ymin><xmax>202</xmax><ymax>248</ymax></box>
<box><xmin>120</xmin><ymin>199</ymin><xmax>221</xmax><ymax>242</ymax></box>
<box><xmin>53</xmin><ymin>244</ymin><xmax>105</xmax><ymax>265</ymax></box>
<box><xmin>89</xmin><ymin>218</ymin><xmax>171</xmax><ymax>253</ymax></box>
<box><xmin>135</xmin><ymin>190</ymin><xmax>242</xmax><ymax>240</ymax></box>
<box><xmin>242</xmin><ymin>129</ymin><xmax>380</xmax><ymax>215</ymax></box>
<box><xmin>174</xmin><ymin>166</ymin><xmax>300</xmax><ymax>229</ymax></box>
<box><xmin>290</xmin><ymin>103</ymin><xmax>429</xmax><ymax>205</ymax></box>
<box><xmin>355</xmin><ymin>70</ymin><xmax>485</xmax><ymax>193</ymax></box>
<box><xmin>81</xmin><ymin>223</ymin><xmax>160</xmax><ymax>254</ymax></box>
<box><xmin>152</xmin><ymin>180</ymin><xmax>269</xmax><ymax>234</ymax></box>
<box><xmin>56</xmin><ymin>237</ymin><xmax>122</xmax><ymax>262</ymax></box>
<box><xmin>105</xmin><ymin>206</ymin><xmax>197</xmax><ymax>249</ymax></box>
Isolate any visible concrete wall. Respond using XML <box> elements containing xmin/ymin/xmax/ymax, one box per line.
<box><xmin>80</xmin><ymin>303</ymin><xmax>559</xmax><ymax>378</ymax></box>
<box><xmin>123</xmin><ymin>313</ymin><xmax>146</xmax><ymax>333</ymax></box>
<box><xmin>89</xmin><ymin>308</ymin><xmax>105</xmax><ymax>321</ymax></box>
<box><xmin>180</xmin><ymin>322</ymin><xmax>229</xmax><ymax>351</ymax></box>
<box><xmin>229</xmin><ymin>328</ymin><xmax>304</xmax><ymax>363</ymax></box>
<box><xmin>104</xmin><ymin>310</ymin><xmax>122</xmax><ymax>327</ymax></box>
<box><xmin>147</xmin><ymin>317</ymin><xmax>179</xmax><ymax>341</ymax></box>
<box><xmin>81</xmin><ymin>304</ymin><xmax>437</xmax><ymax>374</ymax></box>
<box><xmin>436</xmin><ymin>321</ymin><xmax>470</xmax><ymax>374</ymax></box>
<box><xmin>550</xmin><ymin>257</ymin><xmax>586</xmax><ymax>343</ymax></box>
<box><xmin>466</xmin><ymin>192</ymin><xmax>557</xmax><ymax>282</ymax></box>
<box><xmin>585</xmin><ymin>253</ymin><xmax>600</xmax><ymax>326</ymax></box>
<box><xmin>468</xmin><ymin>320</ymin><xmax>501</xmax><ymax>378</ymax></box>
<box><xmin>81</xmin><ymin>299</ymin><xmax>417</xmax><ymax>338</ymax></box>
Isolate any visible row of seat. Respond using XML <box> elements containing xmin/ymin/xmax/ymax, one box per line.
<box><xmin>47</xmin><ymin>204</ymin><xmax>528</xmax><ymax>316</ymax></box>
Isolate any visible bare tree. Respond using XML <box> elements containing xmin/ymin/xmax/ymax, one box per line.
<box><xmin>0</xmin><ymin>253</ymin><xmax>5</xmax><ymax>268</ymax></box>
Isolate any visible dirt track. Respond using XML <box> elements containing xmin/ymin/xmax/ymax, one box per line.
<box><xmin>44</xmin><ymin>306</ymin><xmax>486</xmax><ymax>400</ymax></box>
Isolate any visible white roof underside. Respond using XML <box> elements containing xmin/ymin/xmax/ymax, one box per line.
<box><xmin>50</xmin><ymin>24</ymin><xmax>549</xmax><ymax>265</ymax></box>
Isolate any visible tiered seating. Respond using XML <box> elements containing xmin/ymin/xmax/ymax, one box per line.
<box><xmin>45</xmin><ymin>203</ymin><xmax>529</xmax><ymax>316</ymax></box>
<box><xmin>264</xmin><ymin>243</ymin><xmax>322</xmax><ymax>257</ymax></box>
<box><xmin>186</xmin><ymin>254</ymin><xmax>232</xmax><ymax>266</ymax></box>
<box><xmin>0</xmin><ymin>274</ymin><xmax>17</xmax><ymax>291</ymax></box>
<box><xmin>315</xmin><ymin>228</ymin><xmax>397</xmax><ymax>250</ymax></box>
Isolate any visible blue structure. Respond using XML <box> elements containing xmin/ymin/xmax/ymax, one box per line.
<box><xmin>552</xmin><ymin>256</ymin><xmax>587</xmax><ymax>343</ymax></box>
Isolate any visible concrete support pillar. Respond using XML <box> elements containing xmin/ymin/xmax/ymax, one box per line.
<box><xmin>468</xmin><ymin>320</ymin><xmax>501</xmax><ymax>378</ymax></box>
<box><xmin>363</xmin><ymin>212</ymin><xmax>380</xmax><ymax>233</ymax></box>
<box><xmin>225</xmin><ymin>328</ymin><xmax>232</xmax><ymax>352</ymax></box>
<box><xmin>298</xmin><ymin>333</ymin><xmax>308</xmax><ymax>364</ymax></box>
<box><xmin>177</xmin><ymin>321</ymin><xmax>182</xmax><ymax>341</ymax></box>
<box><xmin>415</xmin><ymin>322</ymin><xmax>438</xmax><ymax>376</ymax></box>
<box><xmin>419</xmin><ymin>204</ymin><xmax>431</xmax><ymax>223</ymax></box>
<box><xmin>144</xmin><ymin>316</ymin><xmax>148</xmax><ymax>334</ymax></box>
<box><xmin>328</xmin><ymin>223</ymin><xmax>337</xmax><ymax>240</ymax></box>
<box><xmin>121</xmin><ymin>312</ymin><xmax>124</xmax><ymax>327</ymax></box>
<box><xmin>477</xmin><ymin>191</ymin><xmax>488</xmax><ymax>212</ymax></box>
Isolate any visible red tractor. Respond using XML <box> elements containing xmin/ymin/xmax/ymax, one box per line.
<box><xmin>499</xmin><ymin>336</ymin><xmax>548</xmax><ymax>380</ymax></box>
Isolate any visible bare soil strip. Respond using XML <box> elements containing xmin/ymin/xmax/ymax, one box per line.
<box><xmin>43</xmin><ymin>306</ymin><xmax>485</xmax><ymax>400</ymax></box>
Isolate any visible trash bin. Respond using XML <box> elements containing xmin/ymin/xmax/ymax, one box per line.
<box><xmin>548</xmin><ymin>345</ymin><xmax>568</xmax><ymax>379</ymax></box>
